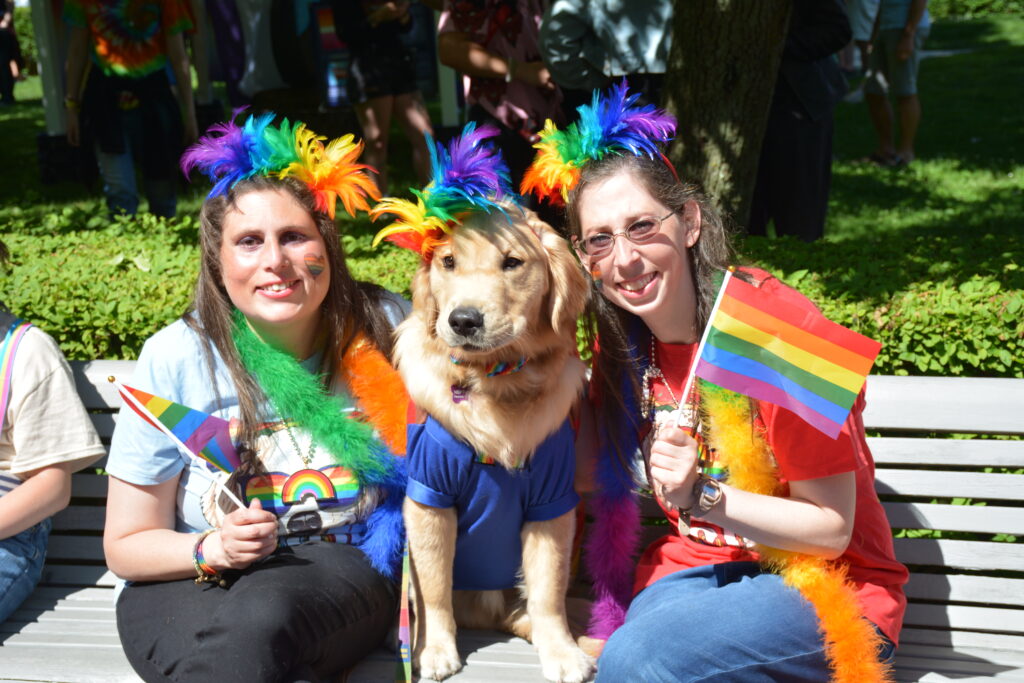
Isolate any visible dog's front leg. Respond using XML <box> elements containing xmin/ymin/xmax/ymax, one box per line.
<box><xmin>521</xmin><ymin>510</ymin><xmax>596</xmax><ymax>683</ymax></box>
<box><xmin>406</xmin><ymin>498</ymin><xmax>462</xmax><ymax>681</ymax></box>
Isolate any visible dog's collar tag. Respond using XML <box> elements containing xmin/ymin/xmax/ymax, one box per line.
<box><xmin>451</xmin><ymin>384</ymin><xmax>470</xmax><ymax>403</ymax></box>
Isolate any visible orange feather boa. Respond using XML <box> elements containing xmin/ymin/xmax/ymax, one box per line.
<box><xmin>699</xmin><ymin>384</ymin><xmax>893</xmax><ymax>683</ymax></box>
<box><xmin>339</xmin><ymin>334</ymin><xmax>409</xmax><ymax>456</ymax></box>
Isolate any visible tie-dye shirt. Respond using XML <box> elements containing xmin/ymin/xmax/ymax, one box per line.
<box><xmin>64</xmin><ymin>0</ymin><xmax>193</xmax><ymax>78</ymax></box>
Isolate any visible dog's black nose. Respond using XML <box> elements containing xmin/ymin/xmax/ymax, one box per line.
<box><xmin>449</xmin><ymin>307</ymin><xmax>484</xmax><ymax>337</ymax></box>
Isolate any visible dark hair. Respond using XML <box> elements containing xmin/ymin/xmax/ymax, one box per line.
<box><xmin>565</xmin><ymin>154</ymin><xmax>741</xmax><ymax>465</ymax></box>
<box><xmin>185</xmin><ymin>175</ymin><xmax>395</xmax><ymax>450</ymax></box>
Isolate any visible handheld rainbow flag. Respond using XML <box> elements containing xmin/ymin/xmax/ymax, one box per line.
<box><xmin>681</xmin><ymin>270</ymin><xmax>881</xmax><ymax>439</ymax></box>
<box><xmin>110</xmin><ymin>378</ymin><xmax>246</xmax><ymax>508</ymax></box>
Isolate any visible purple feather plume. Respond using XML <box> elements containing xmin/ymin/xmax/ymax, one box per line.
<box><xmin>181</xmin><ymin>118</ymin><xmax>258</xmax><ymax>197</ymax></box>
<box><xmin>585</xmin><ymin>493</ymin><xmax>641</xmax><ymax>639</ymax></box>
<box><xmin>428</xmin><ymin>122</ymin><xmax>513</xmax><ymax>215</ymax></box>
<box><xmin>597</xmin><ymin>81</ymin><xmax>677</xmax><ymax>159</ymax></box>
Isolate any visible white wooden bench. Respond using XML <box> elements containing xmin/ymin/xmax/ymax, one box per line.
<box><xmin>1</xmin><ymin>365</ymin><xmax>1021</xmax><ymax>682</ymax></box>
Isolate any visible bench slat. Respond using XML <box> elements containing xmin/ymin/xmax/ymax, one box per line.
<box><xmin>870</xmin><ymin>437</ymin><xmax>1024</xmax><ymax>468</ymax></box>
<box><xmin>52</xmin><ymin>505</ymin><xmax>106</xmax><ymax>532</ymax></box>
<box><xmin>0</xmin><ymin>619</ymin><xmax>119</xmax><ymax>638</ymax></box>
<box><xmin>893</xmin><ymin>654</ymin><xmax>1024</xmax><ymax>682</ymax></box>
<box><xmin>895</xmin><ymin>538</ymin><xmax>1024</xmax><ymax>572</ymax></box>
<box><xmin>70</xmin><ymin>473</ymin><xmax>109</xmax><ymax>500</ymax></box>
<box><xmin>884</xmin><ymin>502</ymin><xmax>1024</xmax><ymax>534</ymax></box>
<box><xmin>39</xmin><ymin>564</ymin><xmax>118</xmax><ymax>588</ymax></box>
<box><xmin>899</xmin><ymin>628</ymin><xmax>1024</xmax><ymax>653</ymax></box>
<box><xmin>71</xmin><ymin>360</ymin><xmax>136</xmax><ymax>411</ymax></box>
<box><xmin>875</xmin><ymin>470</ymin><xmax>1024</xmax><ymax>500</ymax></box>
<box><xmin>863</xmin><ymin>376</ymin><xmax>1024</xmax><ymax>435</ymax></box>
<box><xmin>21</xmin><ymin>586</ymin><xmax>115</xmax><ymax>604</ymax></box>
<box><xmin>46</xmin><ymin>536</ymin><xmax>106</xmax><ymax>562</ymax></box>
<box><xmin>906</xmin><ymin>574</ymin><xmax>1024</xmax><ymax>607</ymax></box>
<box><xmin>0</xmin><ymin>645</ymin><xmax>138</xmax><ymax>683</ymax></box>
<box><xmin>904</xmin><ymin>603</ymin><xmax>1024</xmax><ymax>634</ymax></box>
<box><xmin>89</xmin><ymin>412</ymin><xmax>118</xmax><ymax>441</ymax></box>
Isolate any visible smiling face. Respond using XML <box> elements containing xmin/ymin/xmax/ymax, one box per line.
<box><xmin>577</xmin><ymin>170</ymin><xmax>702</xmax><ymax>342</ymax></box>
<box><xmin>219</xmin><ymin>189</ymin><xmax>331</xmax><ymax>356</ymax></box>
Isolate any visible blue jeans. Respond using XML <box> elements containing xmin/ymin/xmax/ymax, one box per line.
<box><xmin>0</xmin><ymin>519</ymin><xmax>51</xmax><ymax>624</ymax></box>
<box><xmin>597</xmin><ymin>562</ymin><xmax>831</xmax><ymax>682</ymax></box>
<box><xmin>94</xmin><ymin>108</ymin><xmax>176</xmax><ymax>218</ymax></box>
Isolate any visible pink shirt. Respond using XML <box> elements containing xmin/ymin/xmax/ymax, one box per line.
<box><xmin>439</xmin><ymin>0</ymin><xmax>562</xmax><ymax>135</ymax></box>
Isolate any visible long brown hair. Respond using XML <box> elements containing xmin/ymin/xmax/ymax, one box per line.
<box><xmin>185</xmin><ymin>175</ymin><xmax>395</xmax><ymax>450</ymax></box>
<box><xmin>565</xmin><ymin>154</ymin><xmax>740</xmax><ymax>461</ymax></box>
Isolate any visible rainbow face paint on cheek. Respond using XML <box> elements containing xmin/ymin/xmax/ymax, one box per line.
<box><xmin>590</xmin><ymin>264</ymin><xmax>603</xmax><ymax>291</ymax></box>
<box><xmin>304</xmin><ymin>253</ymin><xmax>326</xmax><ymax>278</ymax></box>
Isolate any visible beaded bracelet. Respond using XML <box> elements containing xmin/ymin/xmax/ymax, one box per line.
<box><xmin>192</xmin><ymin>529</ymin><xmax>227</xmax><ymax>587</ymax></box>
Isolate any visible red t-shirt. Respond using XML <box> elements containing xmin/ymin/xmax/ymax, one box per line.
<box><xmin>627</xmin><ymin>272</ymin><xmax>908</xmax><ymax>644</ymax></box>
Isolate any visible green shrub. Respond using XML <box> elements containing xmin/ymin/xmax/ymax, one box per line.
<box><xmin>3</xmin><ymin>208</ymin><xmax>199</xmax><ymax>359</ymax></box>
<box><xmin>930</xmin><ymin>0</ymin><xmax>1024</xmax><ymax>18</ymax></box>
<box><xmin>12</xmin><ymin>7</ymin><xmax>37</xmax><ymax>76</ymax></box>
<box><xmin>0</xmin><ymin>204</ymin><xmax>416</xmax><ymax>360</ymax></box>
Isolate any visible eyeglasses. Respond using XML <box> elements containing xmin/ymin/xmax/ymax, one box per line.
<box><xmin>575</xmin><ymin>210</ymin><xmax>678</xmax><ymax>258</ymax></box>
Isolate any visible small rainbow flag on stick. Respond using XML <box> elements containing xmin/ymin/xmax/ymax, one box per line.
<box><xmin>110</xmin><ymin>378</ymin><xmax>245</xmax><ymax>508</ymax></box>
<box><xmin>679</xmin><ymin>270</ymin><xmax>882</xmax><ymax>439</ymax></box>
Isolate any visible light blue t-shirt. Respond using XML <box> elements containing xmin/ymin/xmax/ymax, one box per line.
<box><xmin>878</xmin><ymin>0</ymin><xmax>930</xmax><ymax>31</ymax></box>
<box><xmin>107</xmin><ymin>319</ymin><xmax>381</xmax><ymax>544</ymax></box>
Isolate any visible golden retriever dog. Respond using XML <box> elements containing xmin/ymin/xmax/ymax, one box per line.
<box><xmin>394</xmin><ymin>206</ymin><xmax>593</xmax><ymax>682</ymax></box>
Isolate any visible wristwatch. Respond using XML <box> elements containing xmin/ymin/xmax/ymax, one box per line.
<box><xmin>694</xmin><ymin>476</ymin><xmax>723</xmax><ymax>516</ymax></box>
<box><xmin>677</xmin><ymin>475</ymin><xmax>723</xmax><ymax>535</ymax></box>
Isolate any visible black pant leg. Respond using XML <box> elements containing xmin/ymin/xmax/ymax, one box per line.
<box><xmin>116</xmin><ymin>543</ymin><xmax>398</xmax><ymax>683</ymax></box>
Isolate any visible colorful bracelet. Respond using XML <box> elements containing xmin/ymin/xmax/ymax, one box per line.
<box><xmin>192</xmin><ymin>529</ymin><xmax>227</xmax><ymax>587</ymax></box>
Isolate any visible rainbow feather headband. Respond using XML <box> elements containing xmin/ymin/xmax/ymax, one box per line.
<box><xmin>370</xmin><ymin>122</ymin><xmax>514</xmax><ymax>257</ymax></box>
<box><xmin>521</xmin><ymin>81</ymin><xmax>677</xmax><ymax>204</ymax></box>
<box><xmin>181</xmin><ymin>112</ymin><xmax>380</xmax><ymax>219</ymax></box>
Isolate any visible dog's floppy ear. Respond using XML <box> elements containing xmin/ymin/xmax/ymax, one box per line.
<box><xmin>526</xmin><ymin>212</ymin><xmax>589</xmax><ymax>337</ymax></box>
<box><xmin>409</xmin><ymin>261</ymin><xmax>439</xmax><ymax>335</ymax></box>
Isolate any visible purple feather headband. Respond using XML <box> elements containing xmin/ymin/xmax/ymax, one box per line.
<box><xmin>521</xmin><ymin>81</ymin><xmax>677</xmax><ymax>204</ymax></box>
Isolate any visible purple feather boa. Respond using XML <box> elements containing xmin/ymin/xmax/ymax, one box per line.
<box><xmin>584</xmin><ymin>492</ymin><xmax>641</xmax><ymax>639</ymax></box>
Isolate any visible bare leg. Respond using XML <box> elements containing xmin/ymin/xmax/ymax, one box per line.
<box><xmin>865</xmin><ymin>92</ymin><xmax>896</xmax><ymax>159</ymax></box>
<box><xmin>354</xmin><ymin>95</ymin><xmax>395</xmax><ymax>194</ymax></box>
<box><xmin>405</xmin><ymin>499</ymin><xmax>462</xmax><ymax>681</ymax></box>
<box><xmin>895</xmin><ymin>93</ymin><xmax>921</xmax><ymax>163</ymax></box>
<box><xmin>394</xmin><ymin>90</ymin><xmax>434</xmax><ymax>186</ymax></box>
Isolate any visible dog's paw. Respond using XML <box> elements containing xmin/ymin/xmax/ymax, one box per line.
<box><xmin>538</xmin><ymin>644</ymin><xmax>596</xmax><ymax>683</ymax></box>
<box><xmin>416</xmin><ymin>640</ymin><xmax>463</xmax><ymax>681</ymax></box>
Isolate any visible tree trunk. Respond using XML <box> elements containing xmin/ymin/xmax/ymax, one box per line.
<box><xmin>663</xmin><ymin>0</ymin><xmax>791</xmax><ymax>229</ymax></box>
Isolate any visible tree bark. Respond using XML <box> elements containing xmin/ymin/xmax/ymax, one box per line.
<box><xmin>663</xmin><ymin>0</ymin><xmax>791</xmax><ymax>229</ymax></box>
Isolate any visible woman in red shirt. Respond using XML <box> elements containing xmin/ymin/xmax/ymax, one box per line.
<box><xmin>523</xmin><ymin>83</ymin><xmax>908</xmax><ymax>682</ymax></box>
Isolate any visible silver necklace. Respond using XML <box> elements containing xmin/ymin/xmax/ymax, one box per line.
<box><xmin>642</xmin><ymin>337</ymin><xmax>680</xmax><ymax>419</ymax></box>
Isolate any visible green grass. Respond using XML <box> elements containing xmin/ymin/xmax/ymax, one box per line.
<box><xmin>1</xmin><ymin>15</ymin><xmax>1022</xmax><ymax>370</ymax></box>
<box><xmin>738</xmin><ymin>13</ymin><xmax>1023</xmax><ymax>325</ymax></box>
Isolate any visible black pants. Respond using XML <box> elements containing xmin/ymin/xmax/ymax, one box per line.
<box><xmin>116</xmin><ymin>543</ymin><xmax>398</xmax><ymax>683</ymax></box>
<box><xmin>748</xmin><ymin>83</ymin><xmax>836</xmax><ymax>242</ymax></box>
<box><xmin>0</xmin><ymin>30</ymin><xmax>15</xmax><ymax>103</ymax></box>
